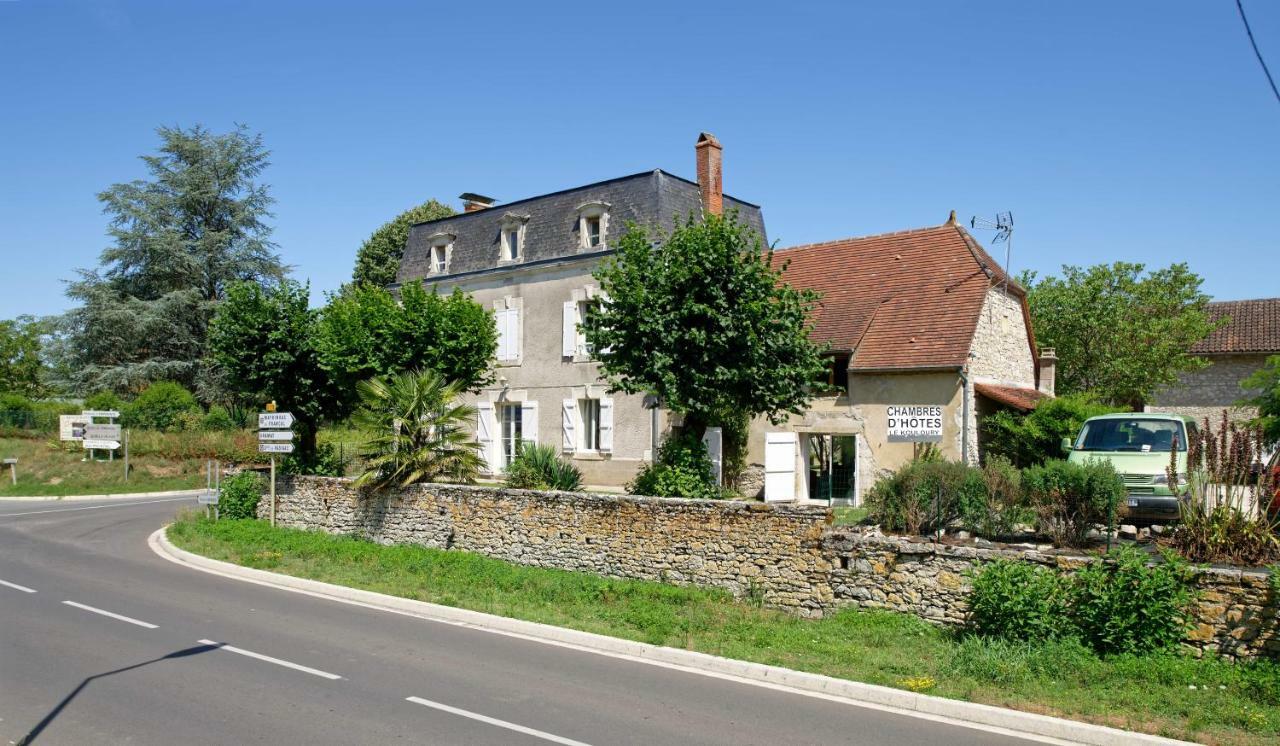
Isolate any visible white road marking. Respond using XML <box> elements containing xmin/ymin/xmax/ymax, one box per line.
<box><xmin>0</xmin><ymin>497</ymin><xmax>194</xmax><ymax>518</ymax></box>
<box><xmin>406</xmin><ymin>696</ymin><xmax>594</xmax><ymax>746</ymax></box>
<box><xmin>197</xmin><ymin>639</ymin><xmax>342</xmax><ymax>680</ymax></box>
<box><xmin>62</xmin><ymin>600</ymin><xmax>158</xmax><ymax>629</ymax></box>
<box><xmin>0</xmin><ymin>579</ymin><xmax>36</xmax><ymax>593</ymax></box>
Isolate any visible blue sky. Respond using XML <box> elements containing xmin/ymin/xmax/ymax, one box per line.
<box><xmin>1</xmin><ymin>0</ymin><xmax>1277</xmax><ymax>320</ymax></box>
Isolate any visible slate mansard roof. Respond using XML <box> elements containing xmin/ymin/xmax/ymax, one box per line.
<box><xmin>777</xmin><ymin>222</ymin><xmax>1033</xmax><ymax>372</ymax></box>
<box><xmin>1192</xmin><ymin>298</ymin><xmax>1280</xmax><ymax>355</ymax></box>
<box><xmin>395</xmin><ymin>170</ymin><xmax>766</xmax><ymax>285</ymax></box>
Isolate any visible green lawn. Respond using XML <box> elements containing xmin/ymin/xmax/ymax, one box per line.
<box><xmin>832</xmin><ymin>506</ymin><xmax>870</xmax><ymax>526</ymax></box>
<box><xmin>0</xmin><ymin>436</ymin><xmax>206</xmax><ymax>497</ymax></box>
<box><xmin>168</xmin><ymin>515</ymin><xmax>1280</xmax><ymax>745</ymax></box>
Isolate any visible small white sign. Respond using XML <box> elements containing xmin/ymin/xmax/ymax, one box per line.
<box><xmin>258</xmin><ymin>412</ymin><xmax>295</xmax><ymax>429</ymax></box>
<box><xmin>81</xmin><ymin>410</ymin><xmax>120</xmax><ymax>419</ymax></box>
<box><xmin>197</xmin><ymin>491</ymin><xmax>220</xmax><ymax>505</ymax></box>
<box><xmin>82</xmin><ymin>439</ymin><xmax>121</xmax><ymax>450</ymax></box>
<box><xmin>259</xmin><ymin>443</ymin><xmax>295</xmax><ymax>454</ymax></box>
<box><xmin>258</xmin><ymin>430</ymin><xmax>294</xmax><ymax>441</ymax></box>
<box><xmin>84</xmin><ymin>423</ymin><xmax>122</xmax><ymax>440</ymax></box>
<box><xmin>887</xmin><ymin>405</ymin><xmax>944</xmax><ymax>443</ymax></box>
<box><xmin>60</xmin><ymin>415</ymin><xmax>90</xmax><ymax>441</ymax></box>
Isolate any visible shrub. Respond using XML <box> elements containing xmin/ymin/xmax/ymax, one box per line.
<box><xmin>967</xmin><ymin>456</ymin><xmax>1030</xmax><ymax>537</ymax></box>
<box><xmin>283</xmin><ymin>442</ymin><xmax>346</xmax><ymax>477</ymax></box>
<box><xmin>0</xmin><ymin>392</ymin><xmax>34</xmax><ymax>419</ymax></box>
<box><xmin>968</xmin><ymin>559</ymin><xmax>1073</xmax><ymax>643</ymax></box>
<box><xmin>982</xmin><ymin>393</ymin><xmax>1120</xmax><ymax>468</ymax></box>
<box><xmin>628</xmin><ymin>433</ymin><xmax>718</xmax><ymax>499</ymax></box>
<box><xmin>200</xmin><ymin>405</ymin><xmax>236</xmax><ymax>432</ymax></box>
<box><xmin>866</xmin><ymin>460</ymin><xmax>986</xmax><ymax>536</ymax></box>
<box><xmin>505</xmin><ymin>442</ymin><xmax>584</xmax><ymax>491</ymax></box>
<box><xmin>1022</xmin><ymin>459</ymin><xmax>1124</xmax><ymax>548</ymax></box>
<box><xmin>120</xmin><ymin>381</ymin><xmax>200</xmax><ymax>432</ymax></box>
<box><xmin>83</xmin><ymin>390</ymin><xmax>124</xmax><ymax>412</ymax></box>
<box><xmin>219</xmin><ymin>471</ymin><xmax>264</xmax><ymax>519</ymax></box>
<box><xmin>1068</xmin><ymin>545</ymin><xmax>1198</xmax><ymax>656</ymax></box>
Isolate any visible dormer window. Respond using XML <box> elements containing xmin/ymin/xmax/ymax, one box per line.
<box><xmin>427</xmin><ymin>233</ymin><xmax>454</xmax><ymax>275</ymax></box>
<box><xmin>575</xmin><ymin>201</ymin><xmax>610</xmax><ymax>251</ymax></box>
<box><xmin>498</xmin><ymin>213</ymin><xmax>529</xmax><ymax>264</ymax></box>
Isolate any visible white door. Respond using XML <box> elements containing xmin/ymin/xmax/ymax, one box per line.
<box><xmin>764</xmin><ymin>431</ymin><xmax>798</xmax><ymax>502</ymax></box>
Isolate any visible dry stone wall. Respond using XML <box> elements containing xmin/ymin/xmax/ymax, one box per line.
<box><xmin>263</xmin><ymin>477</ymin><xmax>1278</xmax><ymax>658</ymax></box>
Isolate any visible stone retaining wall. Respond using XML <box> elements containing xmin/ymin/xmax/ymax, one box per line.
<box><xmin>261</xmin><ymin>477</ymin><xmax>834</xmax><ymax>613</ymax></box>
<box><xmin>262</xmin><ymin>477</ymin><xmax>1278</xmax><ymax>658</ymax></box>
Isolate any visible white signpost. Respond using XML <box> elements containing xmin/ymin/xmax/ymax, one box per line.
<box><xmin>258</xmin><ymin>412</ymin><xmax>295</xmax><ymax>526</ymax></box>
<box><xmin>886</xmin><ymin>405</ymin><xmax>944</xmax><ymax>443</ymax></box>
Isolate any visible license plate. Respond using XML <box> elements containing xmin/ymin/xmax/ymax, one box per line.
<box><xmin>1127</xmin><ymin>498</ymin><xmax>1139</xmax><ymax>507</ymax></box>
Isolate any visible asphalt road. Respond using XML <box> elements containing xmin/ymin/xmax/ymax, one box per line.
<box><xmin>0</xmin><ymin>496</ymin><xmax>1046</xmax><ymax>745</ymax></box>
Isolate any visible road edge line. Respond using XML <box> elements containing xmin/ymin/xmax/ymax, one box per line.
<box><xmin>149</xmin><ymin>526</ymin><xmax>1190</xmax><ymax>746</ymax></box>
<box><xmin>1</xmin><ymin>489</ymin><xmax>206</xmax><ymax>503</ymax></box>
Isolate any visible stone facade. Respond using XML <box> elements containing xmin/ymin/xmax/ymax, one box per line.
<box><xmin>1149</xmin><ymin>353</ymin><xmax>1267</xmax><ymax>424</ymax></box>
<box><xmin>264</xmin><ymin>477</ymin><xmax>1278</xmax><ymax>658</ymax></box>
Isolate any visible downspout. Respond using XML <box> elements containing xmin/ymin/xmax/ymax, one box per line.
<box><xmin>958</xmin><ymin>366</ymin><xmax>971</xmax><ymax>464</ymax></box>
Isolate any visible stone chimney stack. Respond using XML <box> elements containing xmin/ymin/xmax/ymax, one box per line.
<box><xmin>460</xmin><ymin>192</ymin><xmax>495</xmax><ymax>213</ymax></box>
<box><xmin>1038</xmin><ymin>347</ymin><xmax>1057</xmax><ymax>396</ymax></box>
<box><xmin>695</xmin><ymin>132</ymin><xmax>723</xmax><ymax>217</ymax></box>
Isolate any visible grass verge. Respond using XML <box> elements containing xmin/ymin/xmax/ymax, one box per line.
<box><xmin>167</xmin><ymin>515</ymin><xmax>1280</xmax><ymax>745</ymax></box>
<box><xmin>0</xmin><ymin>437</ymin><xmax>205</xmax><ymax>497</ymax></box>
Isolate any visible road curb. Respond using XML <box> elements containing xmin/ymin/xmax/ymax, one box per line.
<box><xmin>2</xmin><ymin>489</ymin><xmax>206</xmax><ymax>502</ymax></box>
<box><xmin>151</xmin><ymin>527</ymin><xmax>1191</xmax><ymax>746</ymax></box>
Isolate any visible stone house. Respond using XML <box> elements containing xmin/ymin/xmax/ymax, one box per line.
<box><xmin>392</xmin><ymin>134</ymin><xmax>764</xmax><ymax>486</ymax></box>
<box><xmin>747</xmin><ymin>220</ymin><xmax>1057</xmax><ymax>504</ymax></box>
<box><xmin>1148</xmin><ymin>297</ymin><xmax>1280</xmax><ymax>425</ymax></box>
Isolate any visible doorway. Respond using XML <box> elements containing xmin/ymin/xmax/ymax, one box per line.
<box><xmin>806</xmin><ymin>434</ymin><xmax>857</xmax><ymax>505</ymax></box>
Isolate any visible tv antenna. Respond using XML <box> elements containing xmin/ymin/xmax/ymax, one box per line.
<box><xmin>969</xmin><ymin>211</ymin><xmax>1014</xmax><ymax>295</ymax></box>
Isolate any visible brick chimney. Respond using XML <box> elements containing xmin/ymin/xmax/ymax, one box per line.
<box><xmin>695</xmin><ymin>132</ymin><xmax>723</xmax><ymax>216</ymax></box>
<box><xmin>1038</xmin><ymin>347</ymin><xmax>1057</xmax><ymax>396</ymax></box>
<box><xmin>460</xmin><ymin>192</ymin><xmax>495</xmax><ymax>213</ymax></box>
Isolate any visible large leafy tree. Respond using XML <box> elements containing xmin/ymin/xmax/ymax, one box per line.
<box><xmin>316</xmin><ymin>281</ymin><xmax>495</xmax><ymax>413</ymax></box>
<box><xmin>55</xmin><ymin>124</ymin><xmax>285</xmax><ymax>396</ymax></box>
<box><xmin>582</xmin><ymin>212</ymin><xmax>827</xmax><ymax>442</ymax></box>
<box><xmin>207</xmin><ymin>281</ymin><xmax>342</xmax><ymax>459</ymax></box>
<box><xmin>351</xmin><ymin>199</ymin><xmax>455</xmax><ymax>288</ymax></box>
<box><xmin>0</xmin><ymin>316</ymin><xmax>48</xmax><ymax>398</ymax></box>
<box><xmin>1244</xmin><ymin>355</ymin><xmax>1280</xmax><ymax>446</ymax></box>
<box><xmin>1022</xmin><ymin>262</ymin><xmax>1219</xmax><ymax>410</ymax></box>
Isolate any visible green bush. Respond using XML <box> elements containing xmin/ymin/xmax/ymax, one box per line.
<box><xmin>219</xmin><ymin>471</ymin><xmax>264</xmax><ymax>519</ymax></box>
<box><xmin>969</xmin><ymin>559</ymin><xmax>1073</xmax><ymax>642</ymax></box>
<box><xmin>865</xmin><ymin>460</ymin><xmax>987</xmax><ymax>536</ymax></box>
<box><xmin>120</xmin><ymin>381</ymin><xmax>200</xmax><ymax>432</ymax></box>
<box><xmin>0</xmin><ymin>392</ymin><xmax>34</xmax><ymax>415</ymax></box>
<box><xmin>1022</xmin><ymin>459</ymin><xmax>1124</xmax><ymax>548</ymax></box>
<box><xmin>83</xmin><ymin>390</ymin><xmax>124</xmax><ymax>412</ymax></box>
<box><xmin>968</xmin><ymin>547</ymin><xmax>1199</xmax><ymax>656</ymax></box>
<box><xmin>981</xmin><ymin>394</ymin><xmax>1120</xmax><ymax>468</ymax></box>
<box><xmin>282</xmin><ymin>442</ymin><xmax>346</xmax><ymax>477</ymax></box>
<box><xmin>628</xmin><ymin>433</ymin><xmax>718</xmax><ymax>499</ymax></box>
<box><xmin>505</xmin><ymin>442</ymin><xmax>584</xmax><ymax>491</ymax></box>
<box><xmin>200</xmin><ymin>405</ymin><xmax>236</xmax><ymax>431</ymax></box>
<box><xmin>1068</xmin><ymin>546</ymin><xmax>1198</xmax><ymax>656</ymax></box>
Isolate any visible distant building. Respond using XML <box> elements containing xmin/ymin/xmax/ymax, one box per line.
<box><xmin>1148</xmin><ymin>298</ymin><xmax>1280</xmax><ymax>425</ymax></box>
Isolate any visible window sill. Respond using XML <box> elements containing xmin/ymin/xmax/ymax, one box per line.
<box><xmin>496</xmin><ymin>359</ymin><xmax>522</xmax><ymax>368</ymax></box>
<box><xmin>570</xmin><ymin>353</ymin><xmax>596</xmax><ymax>364</ymax></box>
<box><xmin>572</xmin><ymin>450</ymin><xmax>608</xmax><ymax>461</ymax></box>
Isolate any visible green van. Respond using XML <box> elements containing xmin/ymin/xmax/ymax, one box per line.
<box><xmin>1063</xmin><ymin>413</ymin><xmax>1197</xmax><ymax>523</ymax></box>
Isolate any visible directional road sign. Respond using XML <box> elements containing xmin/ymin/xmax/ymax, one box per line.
<box><xmin>84</xmin><ymin>423</ymin><xmax>122</xmax><ymax>440</ymax></box>
<box><xmin>258</xmin><ymin>430</ymin><xmax>294</xmax><ymax>442</ymax></box>
<box><xmin>82</xmin><ymin>439</ymin><xmax>121</xmax><ymax>450</ymax></box>
<box><xmin>258</xmin><ymin>412</ymin><xmax>295</xmax><ymax>429</ymax></box>
<box><xmin>81</xmin><ymin>409</ymin><xmax>120</xmax><ymax>419</ymax></box>
<box><xmin>259</xmin><ymin>443</ymin><xmax>295</xmax><ymax>454</ymax></box>
<box><xmin>197</xmin><ymin>491</ymin><xmax>220</xmax><ymax>505</ymax></box>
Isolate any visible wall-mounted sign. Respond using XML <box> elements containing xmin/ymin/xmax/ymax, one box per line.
<box><xmin>60</xmin><ymin>415</ymin><xmax>90</xmax><ymax>442</ymax></box>
<box><xmin>887</xmin><ymin>405</ymin><xmax>943</xmax><ymax>443</ymax></box>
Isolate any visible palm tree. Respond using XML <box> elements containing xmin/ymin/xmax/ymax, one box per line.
<box><xmin>351</xmin><ymin>369</ymin><xmax>483</xmax><ymax>490</ymax></box>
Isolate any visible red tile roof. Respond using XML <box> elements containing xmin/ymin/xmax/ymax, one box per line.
<box><xmin>1193</xmin><ymin>298</ymin><xmax>1280</xmax><ymax>354</ymax></box>
<box><xmin>776</xmin><ymin>223</ymin><xmax>1031</xmax><ymax>371</ymax></box>
<box><xmin>975</xmin><ymin>383</ymin><xmax>1047</xmax><ymax>412</ymax></box>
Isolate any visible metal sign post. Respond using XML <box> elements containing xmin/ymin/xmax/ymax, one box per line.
<box><xmin>258</xmin><ymin>412</ymin><xmax>294</xmax><ymax>528</ymax></box>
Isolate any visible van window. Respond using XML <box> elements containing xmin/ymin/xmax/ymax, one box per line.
<box><xmin>1075</xmin><ymin>418</ymin><xmax>1186</xmax><ymax>453</ymax></box>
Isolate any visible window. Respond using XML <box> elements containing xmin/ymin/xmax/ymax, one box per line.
<box><xmin>1074</xmin><ymin>417</ymin><xmax>1187</xmax><ymax>453</ymax></box>
<box><xmin>584</xmin><ymin>216</ymin><xmax>601</xmax><ymax>247</ymax></box>
<box><xmin>496</xmin><ymin>307</ymin><xmax>520</xmax><ymax>362</ymax></box>
<box><xmin>427</xmin><ymin>233</ymin><xmax>453</xmax><ymax>275</ymax></box>
<box><xmin>576</xmin><ymin>301</ymin><xmax>592</xmax><ymax>356</ymax></box>
<box><xmin>575</xmin><ymin>202</ymin><xmax>610</xmax><ymax>250</ymax></box>
<box><xmin>579</xmin><ymin>398</ymin><xmax>600</xmax><ymax>451</ymax></box>
<box><xmin>503</xmin><ymin>228</ymin><xmax>520</xmax><ymax>261</ymax></box>
<box><xmin>499</xmin><ymin>404</ymin><xmax>522</xmax><ymax>469</ymax></box>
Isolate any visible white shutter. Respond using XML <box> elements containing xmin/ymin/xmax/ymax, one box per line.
<box><xmin>508</xmin><ymin>307</ymin><xmax>521</xmax><ymax>360</ymax></box>
<box><xmin>562</xmin><ymin>301</ymin><xmax>578</xmax><ymax>358</ymax></box>
<box><xmin>703</xmin><ymin>427</ymin><xmax>723</xmax><ymax>487</ymax></box>
<box><xmin>476</xmin><ymin>402</ymin><xmax>496</xmax><ymax>473</ymax></box>
<box><xmin>764</xmin><ymin>431</ymin><xmax>798</xmax><ymax>502</ymax></box>
<box><xmin>495</xmin><ymin>309</ymin><xmax>510</xmax><ymax>361</ymax></box>
<box><xmin>520</xmin><ymin>400</ymin><xmax>538</xmax><ymax>448</ymax></box>
<box><xmin>562</xmin><ymin>399</ymin><xmax>577</xmax><ymax>452</ymax></box>
<box><xmin>598</xmin><ymin>398</ymin><xmax>614</xmax><ymax>452</ymax></box>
